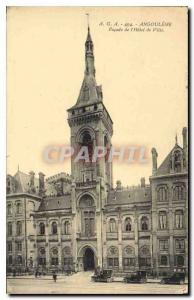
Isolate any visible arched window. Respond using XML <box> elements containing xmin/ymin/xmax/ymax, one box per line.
<box><xmin>64</xmin><ymin>221</ymin><xmax>71</xmax><ymax>235</ymax></box>
<box><xmin>16</xmin><ymin>202</ymin><xmax>22</xmax><ymax>214</ymax></box>
<box><xmin>50</xmin><ymin>248</ymin><xmax>58</xmax><ymax>266</ymax></box>
<box><xmin>160</xmin><ymin>255</ymin><xmax>168</xmax><ymax>266</ymax></box>
<box><xmin>176</xmin><ymin>255</ymin><xmax>184</xmax><ymax>267</ymax></box>
<box><xmin>174</xmin><ymin>185</ymin><xmax>186</xmax><ymax>200</ymax></box>
<box><xmin>157</xmin><ymin>187</ymin><xmax>167</xmax><ymax>201</ymax></box>
<box><xmin>109</xmin><ymin>218</ymin><xmax>116</xmax><ymax>232</ymax></box>
<box><xmin>159</xmin><ymin>211</ymin><xmax>167</xmax><ymax>229</ymax></box>
<box><xmin>38</xmin><ymin>247</ymin><xmax>46</xmax><ymax>266</ymax></box>
<box><xmin>63</xmin><ymin>247</ymin><xmax>73</xmax><ymax>270</ymax></box>
<box><xmin>39</xmin><ymin>223</ymin><xmax>45</xmax><ymax>235</ymax></box>
<box><xmin>139</xmin><ymin>246</ymin><xmax>151</xmax><ymax>267</ymax></box>
<box><xmin>8</xmin><ymin>222</ymin><xmax>12</xmax><ymax>236</ymax></box>
<box><xmin>141</xmin><ymin>216</ymin><xmax>149</xmax><ymax>231</ymax></box>
<box><xmin>7</xmin><ymin>204</ymin><xmax>12</xmax><ymax>215</ymax></box>
<box><xmin>16</xmin><ymin>221</ymin><xmax>22</xmax><ymax>236</ymax></box>
<box><xmin>122</xmin><ymin>246</ymin><xmax>135</xmax><ymax>269</ymax></box>
<box><xmin>125</xmin><ymin>217</ymin><xmax>132</xmax><ymax>232</ymax></box>
<box><xmin>175</xmin><ymin>210</ymin><xmax>184</xmax><ymax>229</ymax></box>
<box><xmin>17</xmin><ymin>255</ymin><xmax>22</xmax><ymax>265</ymax></box>
<box><xmin>81</xmin><ymin>131</ymin><xmax>93</xmax><ymax>162</ymax></box>
<box><xmin>51</xmin><ymin>222</ymin><xmax>58</xmax><ymax>234</ymax></box>
<box><xmin>107</xmin><ymin>246</ymin><xmax>119</xmax><ymax>269</ymax></box>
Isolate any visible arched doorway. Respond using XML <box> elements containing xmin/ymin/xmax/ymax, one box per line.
<box><xmin>83</xmin><ymin>248</ymin><xmax>95</xmax><ymax>271</ymax></box>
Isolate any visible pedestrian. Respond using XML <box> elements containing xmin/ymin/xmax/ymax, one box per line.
<box><xmin>53</xmin><ymin>271</ymin><xmax>57</xmax><ymax>282</ymax></box>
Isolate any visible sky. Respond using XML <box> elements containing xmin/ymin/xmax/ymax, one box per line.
<box><xmin>7</xmin><ymin>7</ymin><xmax>188</xmax><ymax>186</ymax></box>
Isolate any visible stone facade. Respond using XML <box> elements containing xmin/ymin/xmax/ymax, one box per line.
<box><xmin>6</xmin><ymin>26</ymin><xmax>188</xmax><ymax>276</ymax></box>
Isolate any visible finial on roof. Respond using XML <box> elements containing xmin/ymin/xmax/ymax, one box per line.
<box><xmin>86</xmin><ymin>13</ymin><xmax>90</xmax><ymax>30</ymax></box>
<box><xmin>17</xmin><ymin>164</ymin><xmax>20</xmax><ymax>172</ymax></box>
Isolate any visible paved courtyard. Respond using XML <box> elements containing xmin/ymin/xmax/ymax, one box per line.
<box><xmin>7</xmin><ymin>271</ymin><xmax>188</xmax><ymax>295</ymax></box>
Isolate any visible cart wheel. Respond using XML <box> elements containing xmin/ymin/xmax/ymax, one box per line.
<box><xmin>160</xmin><ymin>279</ymin><xmax>165</xmax><ymax>284</ymax></box>
<box><xmin>179</xmin><ymin>279</ymin><xmax>184</xmax><ymax>285</ymax></box>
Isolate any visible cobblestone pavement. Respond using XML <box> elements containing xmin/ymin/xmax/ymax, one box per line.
<box><xmin>7</xmin><ymin>272</ymin><xmax>188</xmax><ymax>295</ymax></box>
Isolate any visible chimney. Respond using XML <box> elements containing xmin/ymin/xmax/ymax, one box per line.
<box><xmin>151</xmin><ymin>148</ymin><xmax>158</xmax><ymax>175</ymax></box>
<box><xmin>29</xmin><ymin>171</ymin><xmax>36</xmax><ymax>193</ymax></box>
<box><xmin>116</xmin><ymin>180</ymin><xmax>122</xmax><ymax>190</ymax></box>
<box><xmin>140</xmin><ymin>177</ymin><xmax>145</xmax><ymax>188</ymax></box>
<box><xmin>39</xmin><ymin>172</ymin><xmax>45</xmax><ymax>196</ymax></box>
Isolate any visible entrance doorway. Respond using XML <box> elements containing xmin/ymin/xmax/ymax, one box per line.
<box><xmin>83</xmin><ymin>248</ymin><xmax>95</xmax><ymax>271</ymax></box>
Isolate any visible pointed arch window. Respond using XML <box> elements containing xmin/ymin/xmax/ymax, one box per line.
<box><xmin>125</xmin><ymin>217</ymin><xmax>132</xmax><ymax>232</ymax></box>
<box><xmin>141</xmin><ymin>216</ymin><xmax>149</xmax><ymax>231</ymax></box>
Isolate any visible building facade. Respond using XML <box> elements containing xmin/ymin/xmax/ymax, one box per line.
<box><xmin>6</xmin><ymin>26</ymin><xmax>188</xmax><ymax>276</ymax></box>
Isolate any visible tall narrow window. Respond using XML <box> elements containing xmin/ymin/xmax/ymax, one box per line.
<box><xmin>174</xmin><ymin>185</ymin><xmax>186</xmax><ymax>200</ymax></box>
<box><xmin>84</xmin><ymin>211</ymin><xmax>95</xmax><ymax>236</ymax></box>
<box><xmin>157</xmin><ymin>187</ymin><xmax>167</xmax><ymax>201</ymax></box>
<box><xmin>159</xmin><ymin>211</ymin><xmax>167</xmax><ymax>229</ymax></box>
<box><xmin>39</xmin><ymin>223</ymin><xmax>45</xmax><ymax>235</ymax></box>
<box><xmin>16</xmin><ymin>221</ymin><xmax>22</xmax><ymax>236</ymax></box>
<box><xmin>109</xmin><ymin>218</ymin><xmax>116</xmax><ymax>232</ymax></box>
<box><xmin>64</xmin><ymin>221</ymin><xmax>71</xmax><ymax>235</ymax></box>
<box><xmin>175</xmin><ymin>210</ymin><xmax>184</xmax><ymax>229</ymax></box>
<box><xmin>8</xmin><ymin>222</ymin><xmax>12</xmax><ymax>236</ymax></box>
<box><xmin>51</xmin><ymin>222</ymin><xmax>58</xmax><ymax>234</ymax></box>
<box><xmin>16</xmin><ymin>202</ymin><xmax>22</xmax><ymax>214</ymax></box>
<box><xmin>125</xmin><ymin>217</ymin><xmax>132</xmax><ymax>232</ymax></box>
<box><xmin>141</xmin><ymin>216</ymin><xmax>149</xmax><ymax>231</ymax></box>
<box><xmin>7</xmin><ymin>204</ymin><xmax>12</xmax><ymax>215</ymax></box>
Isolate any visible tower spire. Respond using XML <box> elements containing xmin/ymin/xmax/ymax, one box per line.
<box><xmin>85</xmin><ymin>14</ymin><xmax>95</xmax><ymax>76</ymax></box>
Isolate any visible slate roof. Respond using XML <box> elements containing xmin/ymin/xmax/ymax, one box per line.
<box><xmin>38</xmin><ymin>194</ymin><xmax>71</xmax><ymax>211</ymax></box>
<box><xmin>107</xmin><ymin>186</ymin><xmax>151</xmax><ymax>205</ymax></box>
<box><xmin>13</xmin><ymin>171</ymin><xmax>40</xmax><ymax>194</ymax></box>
